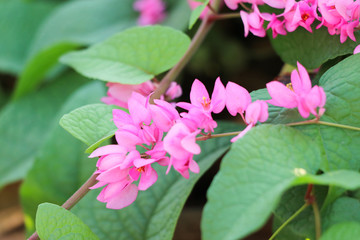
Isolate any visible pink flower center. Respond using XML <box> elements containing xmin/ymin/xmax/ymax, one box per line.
<box><xmin>286</xmin><ymin>83</ymin><xmax>294</xmax><ymax>91</ymax></box>
<box><xmin>201</xmin><ymin>96</ymin><xmax>211</xmax><ymax>110</ymax></box>
<box><xmin>137</xmin><ymin>166</ymin><xmax>145</xmax><ymax>173</ymax></box>
<box><xmin>302</xmin><ymin>13</ymin><xmax>310</xmax><ymax>21</ymax></box>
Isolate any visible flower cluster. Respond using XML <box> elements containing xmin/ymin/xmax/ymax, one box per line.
<box><xmin>226</xmin><ymin>0</ymin><xmax>360</xmax><ymax>43</ymax></box>
<box><xmin>133</xmin><ymin>0</ymin><xmax>166</xmax><ymax>26</ymax></box>
<box><xmin>102</xmin><ymin>81</ymin><xmax>182</xmax><ymax>108</ymax></box>
<box><xmin>91</xmin><ymin>62</ymin><xmax>325</xmax><ymax>209</ymax></box>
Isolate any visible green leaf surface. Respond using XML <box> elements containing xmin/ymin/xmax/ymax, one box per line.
<box><xmin>252</xmin><ymin>54</ymin><xmax>360</xmax><ymax>172</ymax></box>
<box><xmin>71</xmin><ymin>122</ymin><xmax>240</xmax><ymax>240</ymax></box>
<box><xmin>0</xmin><ymin>0</ymin><xmax>56</xmax><ymax>74</ymax></box>
<box><xmin>201</xmin><ymin>125</ymin><xmax>322</xmax><ymax>240</ymax></box>
<box><xmin>269</xmin><ymin>26</ymin><xmax>359</xmax><ymax>69</ymax></box>
<box><xmin>20</xmin><ymin>82</ymin><xmax>105</xmax><ymax>234</ymax></box>
<box><xmin>13</xmin><ymin>0</ymin><xmax>137</xmax><ymax>98</ymax></box>
<box><xmin>60</xmin><ymin>103</ymin><xmax>118</xmax><ymax>150</ymax></box>
<box><xmin>323</xmin><ymin>197</ymin><xmax>360</xmax><ymax>229</ymax></box>
<box><xmin>36</xmin><ymin>203</ymin><xmax>99</xmax><ymax>240</ymax></box>
<box><xmin>272</xmin><ymin>185</ymin><xmax>328</xmax><ymax>240</ymax></box>
<box><xmin>13</xmin><ymin>43</ymin><xmax>79</xmax><ymax>99</ymax></box>
<box><xmin>61</xmin><ymin>25</ymin><xmax>191</xmax><ymax>84</ymax></box>
<box><xmin>188</xmin><ymin>0</ymin><xmax>209</xmax><ymax>29</ymax></box>
<box><xmin>319</xmin><ymin>222</ymin><xmax>360</xmax><ymax>240</ymax></box>
<box><xmin>0</xmin><ymin>72</ymin><xmax>88</xmax><ymax>188</ymax></box>
<box><xmin>297</xmin><ymin>54</ymin><xmax>360</xmax><ymax>172</ymax></box>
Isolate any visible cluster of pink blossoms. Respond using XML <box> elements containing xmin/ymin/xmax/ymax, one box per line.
<box><xmin>133</xmin><ymin>0</ymin><xmax>166</xmax><ymax>26</ymax></box>
<box><xmin>102</xmin><ymin>81</ymin><xmax>182</xmax><ymax>108</ymax></box>
<box><xmin>90</xmin><ymin>62</ymin><xmax>325</xmax><ymax>209</ymax></box>
<box><xmin>224</xmin><ymin>0</ymin><xmax>360</xmax><ymax>43</ymax></box>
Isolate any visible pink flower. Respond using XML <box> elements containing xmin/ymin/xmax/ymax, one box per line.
<box><xmin>231</xmin><ymin>100</ymin><xmax>268</xmax><ymax>142</ymax></box>
<box><xmin>163</xmin><ymin>122</ymin><xmax>201</xmax><ymax>178</ymax></box>
<box><xmin>102</xmin><ymin>81</ymin><xmax>182</xmax><ymax>109</ymax></box>
<box><xmin>354</xmin><ymin>44</ymin><xmax>360</xmax><ymax>54</ymax></box>
<box><xmin>149</xmin><ymin>99</ymin><xmax>180</xmax><ymax>132</ymax></box>
<box><xmin>177</xmin><ymin>77</ymin><xmax>225</xmax><ymax>132</ymax></box>
<box><xmin>266</xmin><ymin>62</ymin><xmax>326</xmax><ymax>118</ymax></box>
<box><xmin>134</xmin><ymin>0</ymin><xmax>166</xmax><ymax>26</ymax></box>
<box><xmin>225</xmin><ymin>81</ymin><xmax>251</xmax><ymax>117</ymax></box>
<box><xmin>240</xmin><ymin>5</ymin><xmax>266</xmax><ymax>37</ymax></box>
<box><xmin>101</xmin><ymin>81</ymin><xmax>155</xmax><ymax>108</ymax></box>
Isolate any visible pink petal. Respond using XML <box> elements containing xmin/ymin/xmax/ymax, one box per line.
<box><xmin>180</xmin><ymin>131</ymin><xmax>201</xmax><ymax>155</ymax></box>
<box><xmin>106</xmin><ymin>183</ymin><xmax>138</xmax><ymax>209</ymax></box>
<box><xmin>189</xmin><ymin>159</ymin><xmax>200</xmax><ymax>173</ymax></box>
<box><xmin>89</xmin><ymin>145</ymin><xmax>127</xmax><ymax>158</ymax></box>
<box><xmin>96</xmin><ymin>153</ymin><xmax>126</xmax><ymax>171</ymax></box>
<box><xmin>190</xmin><ymin>79</ymin><xmax>209</xmax><ymax>108</ymax></box>
<box><xmin>225</xmin><ymin>81</ymin><xmax>251</xmax><ymax>116</ymax></box>
<box><xmin>97</xmin><ymin>167</ymin><xmax>128</xmax><ymax>183</ymax></box>
<box><xmin>134</xmin><ymin>158</ymin><xmax>158</xmax><ymax>168</ymax></box>
<box><xmin>115</xmin><ymin>130</ymin><xmax>142</xmax><ymax>151</ymax></box>
<box><xmin>293</xmin><ymin>62</ymin><xmax>312</xmax><ymax>93</ymax></box>
<box><xmin>240</xmin><ymin>11</ymin><xmax>250</xmax><ymax>37</ymax></box>
<box><xmin>230</xmin><ymin>124</ymin><xmax>254</xmax><ymax>142</ymax></box>
<box><xmin>354</xmin><ymin>44</ymin><xmax>360</xmax><ymax>54</ymax></box>
<box><xmin>138</xmin><ymin>166</ymin><xmax>158</xmax><ymax>190</ymax></box>
<box><xmin>211</xmin><ymin>77</ymin><xmax>226</xmax><ymax>114</ymax></box>
<box><xmin>103</xmin><ymin>180</ymin><xmax>129</xmax><ymax>200</ymax></box>
<box><xmin>89</xmin><ymin>181</ymin><xmax>107</xmax><ymax>189</ymax></box>
<box><xmin>266</xmin><ymin>81</ymin><xmax>298</xmax><ymax>108</ymax></box>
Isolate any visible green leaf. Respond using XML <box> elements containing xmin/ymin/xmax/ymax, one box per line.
<box><xmin>269</xmin><ymin>26</ymin><xmax>359</xmax><ymax>69</ymax></box>
<box><xmin>0</xmin><ymin>0</ymin><xmax>56</xmax><ymax>74</ymax></box>
<box><xmin>319</xmin><ymin>222</ymin><xmax>360</xmax><ymax>240</ymax></box>
<box><xmin>36</xmin><ymin>203</ymin><xmax>99</xmax><ymax>240</ymax></box>
<box><xmin>61</xmin><ymin>25</ymin><xmax>191</xmax><ymax>84</ymax></box>
<box><xmin>201</xmin><ymin>125</ymin><xmax>322</xmax><ymax>240</ymax></box>
<box><xmin>297</xmin><ymin>54</ymin><xmax>360</xmax><ymax>172</ymax></box>
<box><xmin>13</xmin><ymin>0</ymin><xmax>137</xmax><ymax>99</ymax></box>
<box><xmin>252</xmin><ymin>54</ymin><xmax>360</xmax><ymax>172</ymax></box>
<box><xmin>27</xmin><ymin>0</ymin><xmax>137</xmax><ymax>57</ymax></box>
<box><xmin>323</xmin><ymin>197</ymin><xmax>360</xmax><ymax>229</ymax></box>
<box><xmin>0</xmin><ymin>71</ymin><xmax>88</xmax><ymax>188</ymax></box>
<box><xmin>13</xmin><ymin>43</ymin><xmax>79</xmax><ymax>99</ymax></box>
<box><xmin>71</xmin><ymin>122</ymin><xmax>240</xmax><ymax>240</ymax></box>
<box><xmin>188</xmin><ymin>0</ymin><xmax>209</xmax><ymax>29</ymax></box>
<box><xmin>59</xmin><ymin>103</ymin><xmax>118</xmax><ymax>152</ymax></box>
<box><xmin>272</xmin><ymin>185</ymin><xmax>328</xmax><ymax>240</ymax></box>
<box><xmin>20</xmin><ymin>82</ymin><xmax>105</xmax><ymax>234</ymax></box>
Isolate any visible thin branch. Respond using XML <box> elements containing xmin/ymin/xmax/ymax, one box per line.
<box><xmin>269</xmin><ymin>203</ymin><xmax>309</xmax><ymax>240</ymax></box>
<box><xmin>27</xmin><ymin>172</ymin><xmax>99</xmax><ymax>240</ymax></box>
<box><xmin>150</xmin><ymin>0</ymin><xmax>222</xmax><ymax>103</ymax></box>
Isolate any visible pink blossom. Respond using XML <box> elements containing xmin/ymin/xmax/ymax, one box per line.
<box><xmin>225</xmin><ymin>81</ymin><xmax>252</xmax><ymax>117</ymax></box>
<box><xmin>266</xmin><ymin>62</ymin><xmax>326</xmax><ymax>118</ymax></box>
<box><xmin>354</xmin><ymin>44</ymin><xmax>360</xmax><ymax>54</ymax></box>
<box><xmin>177</xmin><ymin>77</ymin><xmax>225</xmax><ymax>132</ymax></box>
<box><xmin>134</xmin><ymin>0</ymin><xmax>166</xmax><ymax>26</ymax></box>
<box><xmin>149</xmin><ymin>99</ymin><xmax>180</xmax><ymax>132</ymax></box>
<box><xmin>264</xmin><ymin>13</ymin><xmax>287</xmax><ymax>38</ymax></box>
<box><xmin>102</xmin><ymin>81</ymin><xmax>182</xmax><ymax>109</ymax></box>
<box><xmin>240</xmin><ymin>5</ymin><xmax>266</xmax><ymax>37</ymax></box>
<box><xmin>101</xmin><ymin>81</ymin><xmax>155</xmax><ymax>108</ymax></box>
<box><xmin>163</xmin><ymin>122</ymin><xmax>200</xmax><ymax>178</ymax></box>
<box><xmin>231</xmin><ymin>100</ymin><xmax>268</xmax><ymax>142</ymax></box>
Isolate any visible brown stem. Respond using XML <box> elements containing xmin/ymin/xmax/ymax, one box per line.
<box><xmin>27</xmin><ymin>172</ymin><xmax>99</xmax><ymax>240</ymax></box>
<box><xmin>150</xmin><ymin>0</ymin><xmax>221</xmax><ymax>103</ymax></box>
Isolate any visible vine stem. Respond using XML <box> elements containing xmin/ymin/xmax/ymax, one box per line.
<box><xmin>268</xmin><ymin>203</ymin><xmax>309</xmax><ymax>240</ymax></box>
<box><xmin>150</xmin><ymin>0</ymin><xmax>222</xmax><ymax>103</ymax></box>
<box><xmin>27</xmin><ymin>172</ymin><xmax>99</xmax><ymax>240</ymax></box>
<box><xmin>209</xmin><ymin>12</ymin><xmax>240</xmax><ymax>21</ymax></box>
<box><xmin>312</xmin><ymin>199</ymin><xmax>322</xmax><ymax>240</ymax></box>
